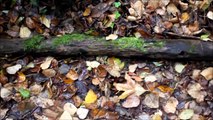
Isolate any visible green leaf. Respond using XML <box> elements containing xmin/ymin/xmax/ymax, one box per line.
<box><xmin>114</xmin><ymin>2</ymin><xmax>121</xmax><ymax>8</ymax></box>
<box><xmin>19</xmin><ymin>88</ymin><xmax>30</xmax><ymax>98</ymax></box>
<box><xmin>200</xmin><ymin>34</ymin><xmax>210</xmax><ymax>41</ymax></box>
<box><xmin>114</xmin><ymin>11</ymin><xmax>121</xmax><ymax>19</ymax></box>
<box><xmin>110</xmin><ymin>22</ymin><xmax>115</xmax><ymax>29</ymax></box>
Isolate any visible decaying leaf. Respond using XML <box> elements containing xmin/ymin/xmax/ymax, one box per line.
<box><xmin>63</xmin><ymin>102</ymin><xmax>77</xmax><ymax>116</ymax></box>
<box><xmin>40</xmin><ymin>15</ymin><xmax>51</xmax><ymax>28</ymax></box>
<box><xmin>76</xmin><ymin>106</ymin><xmax>89</xmax><ymax>119</ymax></box>
<box><xmin>59</xmin><ymin>111</ymin><xmax>72</xmax><ymax>120</ymax></box>
<box><xmin>106</xmin><ymin>34</ymin><xmax>118</xmax><ymax>40</ymax></box>
<box><xmin>142</xmin><ymin>93</ymin><xmax>159</xmax><ymax>108</ymax></box>
<box><xmin>187</xmin><ymin>83</ymin><xmax>207</xmax><ymax>102</ymax></box>
<box><xmin>40</xmin><ymin>57</ymin><xmax>54</xmax><ymax>70</ymax></box>
<box><xmin>200</xmin><ymin>67</ymin><xmax>213</xmax><ymax>80</ymax></box>
<box><xmin>105</xmin><ymin>57</ymin><xmax>125</xmax><ymax>77</ymax></box>
<box><xmin>178</xmin><ymin>109</ymin><xmax>194</xmax><ymax>120</ymax></box>
<box><xmin>6</xmin><ymin>64</ymin><xmax>22</xmax><ymax>74</ymax></box>
<box><xmin>19</xmin><ymin>26</ymin><xmax>31</xmax><ymax>38</ymax></box>
<box><xmin>163</xmin><ymin>97</ymin><xmax>178</xmax><ymax>113</ymax></box>
<box><xmin>84</xmin><ymin>89</ymin><xmax>98</xmax><ymax>104</ymax></box>
<box><xmin>129</xmin><ymin>64</ymin><xmax>138</xmax><ymax>73</ymax></box>
<box><xmin>174</xmin><ymin>63</ymin><xmax>185</xmax><ymax>73</ymax></box>
<box><xmin>114</xmin><ymin>73</ymin><xmax>146</xmax><ymax>99</ymax></box>
<box><xmin>122</xmin><ymin>94</ymin><xmax>140</xmax><ymax>108</ymax></box>
<box><xmin>66</xmin><ymin>69</ymin><xmax>78</xmax><ymax>80</ymax></box>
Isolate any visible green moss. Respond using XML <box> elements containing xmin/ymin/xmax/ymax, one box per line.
<box><xmin>53</xmin><ymin>33</ymin><xmax>96</xmax><ymax>46</ymax></box>
<box><xmin>111</xmin><ymin>37</ymin><xmax>165</xmax><ymax>51</ymax></box>
<box><xmin>24</xmin><ymin>35</ymin><xmax>44</xmax><ymax>51</ymax></box>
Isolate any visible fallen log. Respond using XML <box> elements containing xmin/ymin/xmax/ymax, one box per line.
<box><xmin>0</xmin><ymin>34</ymin><xmax>213</xmax><ymax>60</ymax></box>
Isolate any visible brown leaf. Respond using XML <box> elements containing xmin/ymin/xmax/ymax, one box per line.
<box><xmin>66</xmin><ymin>69</ymin><xmax>79</xmax><ymax>80</ymax></box>
<box><xmin>157</xmin><ymin>85</ymin><xmax>174</xmax><ymax>93</ymax></box>
<box><xmin>200</xmin><ymin>67</ymin><xmax>213</xmax><ymax>80</ymax></box>
<box><xmin>163</xmin><ymin>97</ymin><xmax>178</xmax><ymax>113</ymax></box>
<box><xmin>122</xmin><ymin>94</ymin><xmax>140</xmax><ymax>108</ymax></box>
<box><xmin>26</xmin><ymin>17</ymin><xmax>35</xmax><ymax>29</ymax></box>
<box><xmin>83</xmin><ymin>7</ymin><xmax>91</xmax><ymax>16</ymax></box>
<box><xmin>142</xmin><ymin>93</ymin><xmax>159</xmax><ymax>108</ymax></box>
<box><xmin>8</xmin><ymin>10</ymin><xmax>19</xmax><ymax>23</ymax></box>
<box><xmin>0</xmin><ymin>71</ymin><xmax>8</xmax><ymax>85</ymax></box>
<box><xmin>187</xmin><ymin>83</ymin><xmax>207</xmax><ymax>102</ymax></box>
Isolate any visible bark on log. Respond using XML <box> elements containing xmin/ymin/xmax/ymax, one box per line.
<box><xmin>0</xmin><ymin>37</ymin><xmax>212</xmax><ymax>60</ymax></box>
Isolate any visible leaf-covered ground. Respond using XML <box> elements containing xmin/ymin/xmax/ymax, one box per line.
<box><xmin>0</xmin><ymin>56</ymin><xmax>213</xmax><ymax>120</ymax></box>
<box><xmin>0</xmin><ymin>0</ymin><xmax>213</xmax><ymax>41</ymax></box>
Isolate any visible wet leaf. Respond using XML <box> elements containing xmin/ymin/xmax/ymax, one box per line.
<box><xmin>178</xmin><ymin>109</ymin><xmax>194</xmax><ymax>120</ymax></box>
<box><xmin>163</xmin><ymin>97</ymin><xmax>178</xmax><ymax>113</ymax></box>
<box><xmin>19</xmin><ymin>26</ymin><xmax>31</xmax><ymax>38</ymax></box>
<box><xmin>40</xmin><ymin>57</ymin><xmax>53</xmax><ymax>70</ymax></box>
<box><xmin>142</xmin><ymin>93</ymin><xmax>159</xmax><ymax>108</ymax></box>
<box><xmin>122</xmin><ymin>94</ymin><xmax>140</xmax><ymax>108</ymax></box>
<box><xmin>66</xmin><ymin>69</ymin><xmax>79</xmax><ymax>80</ymax></box>
<box><xmin>19</xmin><ymin>88</ymin><xmax>30</xmax><ymax>98</ymax></box>
<box><xmin>6</xmin><ymin>64</ymin><xmax>22</xmax><ymax>74</ymax></box>
<box><xmin>174</xmin><ymin>63</ymin><xmax>185</xmax><ymax>73</ymax></box>
<box><xmin>84</xmin><ymin>89</ymin><xmax>98</xmax><ymax>104</ymax></box>
<box><xmin>200</xmin><ymin>67</ymin><xmax>213</xmax><ymax>80</ymax></box>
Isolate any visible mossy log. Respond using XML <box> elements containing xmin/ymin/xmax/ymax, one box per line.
<box><xmin>0</xmin><ymin>34</ymin><xmax>213</xmax><ymax>60</ymax></box>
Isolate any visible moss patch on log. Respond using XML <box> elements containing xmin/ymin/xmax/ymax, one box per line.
<box><xmin>53</xmin><ymin>33</ymin><xmax>97</xmax><ymax>46</ymax></box>
<box><xmin>24</xmin><ymin>35</ymin><xmax>44</xmax><ymax>51</ymax></box>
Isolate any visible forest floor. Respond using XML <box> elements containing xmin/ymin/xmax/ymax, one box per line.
<box><xmin>0</xmin><ymin>56</ymin><xmax>213</xmax><ymax>120</ymax></box>
<box><xmin>0</xmin><ymin>0</ymin><xmax>213</xmax><ymax>120</ymax></box>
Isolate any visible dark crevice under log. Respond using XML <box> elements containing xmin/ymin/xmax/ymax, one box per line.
<box><xmin>0</xmin><ymin>37</ymin><xmax>213</xmax><ymax>60</ymax></box>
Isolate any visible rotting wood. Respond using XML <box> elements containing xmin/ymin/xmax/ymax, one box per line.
<box><xmin>0</xmin><ymin>35</ymin><xmax>212</xmax><ymax>60</ymax></box>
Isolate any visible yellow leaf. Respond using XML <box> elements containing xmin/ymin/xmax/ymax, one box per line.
<box><xmin>84</xmin><ymin>89</ymin><xmax>97</xmax><ymax>104</ymax></box>
<box><xmin>83</xmin><ymin>7</ymin><xmax>91</xmax><ymax>16</ymax></box>
<box><xmin>18</xmin><ymin>72</ymin><xmax>26</xmax><ymax>82</ymax></box>
<box><xmin>40</xmin><ymin>15</ymin><xmax>50</xmax><ymax>28</ymax></box>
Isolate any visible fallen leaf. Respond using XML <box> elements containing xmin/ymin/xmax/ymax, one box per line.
<box><xmin>181</xmin><ymin>12</ymin><xmax>190</xmax><ymax>23</ymax></box>
<box><xmin>122</xmin><ymin>94</ymin><xmax>140</xmax><ymax>108</ymax></box>
<box><xmin>106</xmin><ymin>34</ymin><xmax>118</xmax><ymax>40</ymax></box>
<box><xmin>207</xmin><ymin>11</ymin><xmax>213</xmax><ymax>20</ymax></box>
<box><xmin>6</xmin><ymin>64</ymin><xmax>22</xmax><ymax>74</ymax></box>
<box><xmin>19</xmin><ymin>26</ymin><xmax>31</xmax><ymax>38</ymax></box>
<box><xmin>19</xmin><ymin>88</ymin><xmax>30</xmax><ymax>98</ymax></box>
<box><xmin>129</xmin><ymin>64</ymin><xmax>138</xmax><ymax>72</ymax></box>
<box><xmin>191</xmin><ymin>69</ymin><xmax>201</xmax><ymax>80</ymax></box>
<box><xmin>151</xmin><ymin>113</ymin><xmax>162</xmax><ymax>120</ymax></box>
<box><xmin>18</xmin><ymin>72</ymin><xmax>26</xmax><ymax>82</ymax></box>
<box><xmin>76</xmin><ymin>106</ymin><xmax>89</xmax><ymax>119</ymax></box>
<box><xmin>187</xmin><ymin>83</ymin><xmax>207</xmax><ymax>102</ymax></box>
<box><xmin>63</xmin><ymin>103</ymin><xmax>77</xmax><ymax>116</ymax></box>
<box><xmin>0</xmin><ymin>87</ymin><xmax>12</xmax><ymax>100</ymax></box>
<box><xmin>84</xmin><ymin>89</ymin><xmax>98</xmax><ymax>104</ymax></box>
<box><xmin>59</xmin><ymin>111</ymin><xmax>72</xmax><ymax>120</ymax></box>
<box><xmin>144</xmin><ymin>74</ymin><xmax>157</xmax><ymax>82</ymax></box>
<box><xmin>200</xmin><ymin>67</ymin><xmax>213</xmax><ymax>80</ymax></box>
<box><xmin>114</xmin><ymin>2</ymin><xmax>121</xmax><ymax>8</ymax></box>
<box><xmin>42</xmin><ymin>69</ymin><xmax>56</xmax><ymax>78</ymax></box>
<box><xmin>0</xmin><ymin>70</ymin><xmax>8</xmax><ymax>85</ymax></box>
<box><xmin>174</xmin><ymin>63</ymin><xmax>185</xmax><ymax>73</ymax></box>
<box><xmin>66</xmin><ymin>69</ymin><xmax>79</xmax><ymax>80</ymax></box>
<box><xmin>105</xmin><ymin>57</ymin><xmax>124</xmax><ymax>77</ymax></box>
<box><xmin>26</xmin><ymin>17</ymin><xmax>35</xmax><ymax>29</ymax></box>
<box><xmin>0</xmin><ymin>108</ymin><xmax>8</xmax><ymax>120</ymax></box>
<box><xmin>166</xmin><ymin>3</ymin><xmax>180</xmax><ymax>16</ymax></box>
<box><xmin>40</xmin><ymin>15</ymin><xmax>50</xmax><ymax>28</ymax></box>
<box><xmin>163</xmin><ymin>97</ymin><xmax>178</xmax><ymax>113</ymax></box>
<box><xmin>83</xmin><ymin>7</ymin><xmax>91</xmax><ymax>16</ymax></box>
<box><xmin>178</xmin><ymin>109</ymin><xmax>194</xmax><ymax>120</ymax></box>
<box><xmin>157</xmin><ymin>85</ymin><xmax>174</xmax><ymax>93</ymax></box>
<box><xmin>142</xmin><ymin>93</ymin><xmax>159</xmax><ymax>108</ymax></box>
<box><xmin>40</xmin><ymin>57</ymin><xmax>53</xmax><ymax>70</ymax></box>
<box><xmin>114</xmin><ymin>73</ymin><xmax>146</xmax><ymax>99</ymax></box>
<box><xmin>86</xmin><ymin>61</ymin><xmax>100</xmax><ymax>70</ymax></box>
